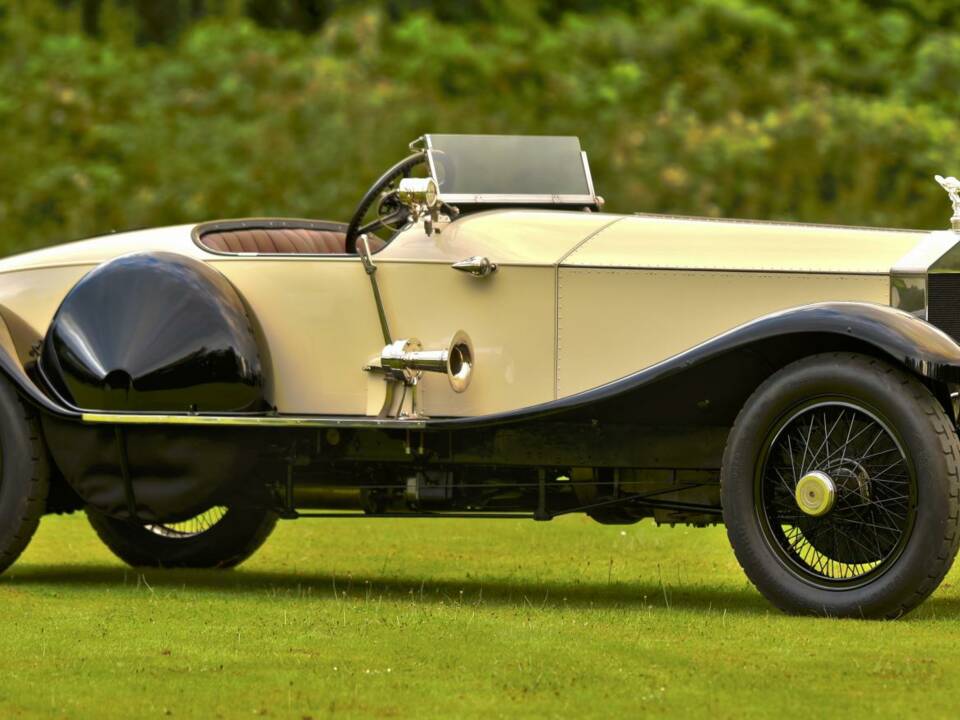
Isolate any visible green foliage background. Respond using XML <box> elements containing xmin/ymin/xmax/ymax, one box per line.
<box><xmin>2</xmin><ymin>0</ymin><xmax>960</xmax><ymax>254</ymax></box>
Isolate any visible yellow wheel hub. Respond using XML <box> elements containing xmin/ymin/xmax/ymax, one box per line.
<box><xmin>795</xmin><ymin>471</ymin><xmax>836</xmax><ymax>517</ymax></box>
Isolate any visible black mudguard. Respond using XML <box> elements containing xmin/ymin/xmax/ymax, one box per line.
<box><xmin>38</xmin><ymin>251</ymin><xmax>265</xmax><ymax>413</ymax></box>
<box><xmin>19</xmin><ymin>252</ymin><xmax>267</xmax><ymax>521</ymax></box>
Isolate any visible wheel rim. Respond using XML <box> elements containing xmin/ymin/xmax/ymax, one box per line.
<box><xmin>144</xmin><ymin>507</ymin><xmax>228</xmax><ymax>539</ymax></box>
<box><xmin>755</xmin><ymin>399</ymin><xmax>917</xmax><ymax>589</ymax></box>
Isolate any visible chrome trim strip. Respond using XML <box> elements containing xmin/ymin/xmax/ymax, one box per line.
<box><xmin>436</xmin><ymin>193</ymin><xmax>599</xmax><ymax>205</ymax></box>
<box><xmin>81</xmin><ymin>412</ymin><xmax>429</xmax><ymax>429</ymax></box>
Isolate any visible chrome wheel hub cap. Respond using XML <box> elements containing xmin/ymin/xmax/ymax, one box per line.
<box><xmin>795</xmin><ymin>471</ymin><xmax>836</xmax><ymax>517</ymax></box>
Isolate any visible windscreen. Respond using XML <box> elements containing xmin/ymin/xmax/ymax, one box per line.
<box><xmin>425</xmin><ymin>134</ymin><xmax>593</xmax><ymax>200</ymax></box>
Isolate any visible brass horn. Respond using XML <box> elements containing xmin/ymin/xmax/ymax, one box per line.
<box><xmin>381</xmin><ymin>330</ymin><xmax>474</xmax><ymax>393</ymax></box>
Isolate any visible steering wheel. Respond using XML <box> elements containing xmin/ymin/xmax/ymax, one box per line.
<box><xmin>344</xmin><ymin>151</ymin><xmax>427</xmax><ymax>254</ymax></box>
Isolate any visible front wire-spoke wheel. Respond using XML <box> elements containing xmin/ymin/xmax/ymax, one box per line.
<box><xmin>758</xmin><ymin>401</ymin><xmax>915</xmax><ymax>587</ymax></box>
<box><xmin>723</xmin><ymin>353</ymin><xmax>960</xmax><ymax>618</ymax></box>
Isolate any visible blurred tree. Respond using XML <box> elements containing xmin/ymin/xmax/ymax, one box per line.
<box><xmin>0</xmin><ymin>1</ymin><xmax>959</xmax><ymax>255</ymax></box>
<box><xmin>246</xmin><ymin>0</ymin><xmax>333</xmax><ymax>33</ymax></box>
<box><xmin>80</xmin><ymin>0</ymin><xmax>102</xmax><ymax>36</ymax></box>
<box><xmin>132</xmin><ymin>0</ymin><xmax>179</xmax><ymax>43</ymax></box>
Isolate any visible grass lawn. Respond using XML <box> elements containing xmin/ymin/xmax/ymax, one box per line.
<box><xmin>2</xmin><ymin>513</ymin><xmax>959</xmax><ymax>719</ymax></box>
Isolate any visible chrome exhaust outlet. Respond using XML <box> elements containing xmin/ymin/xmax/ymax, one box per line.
<box><xmin>381</xmin><ymin>330</ymin><xmax>474</xmax><ymax>393</ymax></box>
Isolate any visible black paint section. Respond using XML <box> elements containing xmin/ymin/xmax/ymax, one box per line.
<box><xmin>39</xmin><ymin>252</ymin><xmax>265</xmax><ymax>413</ymax></box>
<box><xmin>41</xmin><ymin>416</ymin><xmax>268</xmax><ymax>522</ymax></box>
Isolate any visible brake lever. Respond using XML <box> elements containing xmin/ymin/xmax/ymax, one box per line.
<box><xmin>358</xmin><ymin>235</ymin><xmax>392</xmax><ymax>345</ymax></box>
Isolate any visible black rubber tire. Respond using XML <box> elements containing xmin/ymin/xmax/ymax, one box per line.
<box><xmin>86</xmin><ymin>506</ymin><xmax>278</xmax><ymax>569</ymax></box>
<box><xmin>0</xmin><ymin>378</ymin><xmax>50</xmax><ymax>575</ymax></box>
<box><xmin>722</xmin><ymin>353</ymin><xmax>960</xmax><ymax>618</ymax></box>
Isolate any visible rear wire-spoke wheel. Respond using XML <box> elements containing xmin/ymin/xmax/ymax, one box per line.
<box><xmin>759</xmin><ymin>402</ymin><xmax>915</xmax><ymax>587</ymax></box>
<box><xmin>723</xmin><ymin>353</ymin><xmax>960</xmax><ymax>618</ymax></box>
<box><xmin>87</xmin><ymin>506</ymin><xmax>278</xmax><ymax>569</ymax></box>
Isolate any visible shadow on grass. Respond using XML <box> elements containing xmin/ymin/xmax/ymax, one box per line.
<box><xmin>915</xmin><ymin>595</ymin><xmax>960</xmax><ymax>619</ymax></box>
<box><xmin>3</xmin><ymin>563</ymin><xmax>772</xmax><ymax>615</ymax></box>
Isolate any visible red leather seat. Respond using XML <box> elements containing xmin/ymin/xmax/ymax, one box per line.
<box><xmin>199</xmin><ymin>226</ymin><xmax>385</xmax><ymax>255</ymax></box>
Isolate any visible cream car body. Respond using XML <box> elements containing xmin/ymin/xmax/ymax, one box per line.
<box><xmin>0</xmin><ymin>211</ymin><xmax>940</xmax><ymax>416</ymax></box>
<box><xmin>2</xmin><ymin>135</ymin><xmax>960</xmax><ymax>620</ymax></box>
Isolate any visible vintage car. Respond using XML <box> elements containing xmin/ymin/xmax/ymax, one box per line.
<box><xmin>2</xmin><ymin>134</ymin><xmax>960</xmax><ymax>618</ymax></box>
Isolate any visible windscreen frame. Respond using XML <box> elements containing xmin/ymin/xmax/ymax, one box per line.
<box><xmin>419</xmin><ymin>134</ymin><xmax>600</xmax><ymax>207</ymax></box>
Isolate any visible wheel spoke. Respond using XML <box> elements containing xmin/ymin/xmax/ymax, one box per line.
<box><xmin>145</xmin><ymin>507</ymin><xmax>228</xmax><ymax>539</ymax></box>
<box><xmin>815</xmin><ymin>420</ymin><xmax>875</xmax><ymax>472</ymax></box>
<box><xmin>799</xmin><ymin>416</ymin><xmax>816</xmax><ymax>474</ymax></box>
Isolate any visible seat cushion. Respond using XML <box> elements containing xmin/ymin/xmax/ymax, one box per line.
<box><xmin>199</xmin><ymin>226</ymin><xmax>385</xmax><ymax>255</ymax></box>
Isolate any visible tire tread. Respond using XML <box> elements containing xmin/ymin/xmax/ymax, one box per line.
<box><xmin>86</xmin><ymin>506</ymin><xmax>278</xmax><ymax>569</ymax></box>
<box><xmin>0</xmin><ymin>397</ymin><xmax>50</xmax><ymax>575</ymax></box>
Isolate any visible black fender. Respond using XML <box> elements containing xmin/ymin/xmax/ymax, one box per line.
<box><xmin>27</xmin><ymin>252</ymin><xmax>267</xmax><ymax>521</ymax></box>
<box><xmin>0</xmin><ymin>311</ymin><xmax>74</xmax><ymax>417</ymax></box>
<box><xmin>38</xmin><ymin>251</ymin><xmax>265</xmax><ymax>413</ymax></box>
<box><xmin>428</xmin><ymin>302</ymin><xmax>960</xmax><ymax>429</ymax></box>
